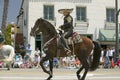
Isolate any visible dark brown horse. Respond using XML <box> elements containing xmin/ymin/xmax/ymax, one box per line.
<box><xmin>30</xmin><ymin>18</ymin><xmax>101</xmax><ymax>80</ymax></box>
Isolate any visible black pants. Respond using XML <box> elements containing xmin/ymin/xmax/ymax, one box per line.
<box><xmin>64</xmin><ymin>29</ymin><xmax>73</xmax><ymax>39</ymax></box>
<box><xmin>61</xmin><ymin>29</ymin><xmax>73</xmax><ymax>49</ymax></box>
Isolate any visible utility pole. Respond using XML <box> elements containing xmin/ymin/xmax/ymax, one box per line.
<box><xmin>1</xmin><ymin>0</ymin><xmax>9</xmax><ymax>34</ymax></box>
<box><xmin>115</xmin><ymin>0</ymin><xmax>120</xmax><ymax>58</ymax></box>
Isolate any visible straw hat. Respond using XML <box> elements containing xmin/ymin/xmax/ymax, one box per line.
<box><xmin>58</xmin><ymin>8</ymin><xmax>73</xmax><ymax>14</ymax></box>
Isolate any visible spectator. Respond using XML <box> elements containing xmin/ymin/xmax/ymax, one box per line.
<box><xmin>25</xmin><ymin>44</ymin><xmax>32</xmax><ymax>62</ymax></box>
<box><xmin>34</xmin><ymin>48</ymin><xmax>41</xmax><ymax>57</ymax></box>
<box><xmin>61</xmin><ymin>57</ymin><xmax>68</xmax><ymax>68</ymax></box>
<box><xmin>26</xmin><ymin>44</ymin><xmax>32</xmax><ymax>56</ymax></box>
<box><xmin>74</xmin><ymin>56</ymin><xmax>80</xmax><ymax>68</ymax></box>
<box><xmin>53</xmin><ymin>57</ymin><xmax>59</xmax><ymax>68</ymax></box>
<box><xmin>22</xmin><ymin>44</ymin><xmax>33</xmax><ymax>68</ymax></box>
<box><xmin>108</xmin><ymin>47</ymin><xmax>114</xmax><ymax>68</ymax></box>
<box><xmin>0</xmin><ymin>61</ymin><xmax>3</xmax><ymax>68</ymax></box>
<box><xmin>117</xmin><ymin>57</ymin><xmax>120</xmax><ymax>67</ymax></box>
<box><xmin>13</xmin><ymin>54</ymin><xmax>23</xmax><ymax>68</ymax></box>
<box><xmin>103</xmin><ymin>48</ymin><xmax>109</xmax><ymax>68</ymax></box>
<box><xmin>19</xmin><ymin>43</ymin><xmax>24</xmax><ymax>49</ymax></box>
<box><xmin>100</xmin><ymin>48</ymin><xmax>104</xmax><ymax>65</ymax></box>
<box><xmin>68</xmin><ymin>56</ymin><xmax>75</xmax><ymax>68</ymax></box>
<box><xmin>33</xmin><ymin>53</ymin><xmax>40</xmax><ymax>68</ymax></box>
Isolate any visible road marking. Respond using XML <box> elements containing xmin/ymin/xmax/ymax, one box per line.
<box><xmin>0</xmin><ymin>74</ymin><xmax>94</xmax><ymax>80</ymax></box>
<box><xmin>89</xmin><ymin>76</ymin><xmax>120</xmax><ymax>79</ymax></box>
<box><xmin>0</xmin><ymin>74</ymin><xmax>120</xmax><ymax>80</ymax></box>
<box><xmin>0</xmin><ymin>76</ymin><xmax>120</xmax><ymax>80</ymax></box>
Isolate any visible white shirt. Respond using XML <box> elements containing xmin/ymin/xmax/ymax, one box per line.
<box><xmin>34</xmin><ymin>50</ymin><xmax>40</xmax><ymax>55</ymax></box>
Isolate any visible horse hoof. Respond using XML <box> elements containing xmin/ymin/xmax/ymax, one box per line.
<box><xmin>7</xmin><ymin>68</ymin><xmax>10</xmax><ymax>70</ymax></box>
<box><xmin>77</xmin><ymin>75</ymin><xmax>81</xmax><ymax>80</ymax></box>
<box><xmin>79</xmin><ymin>78</ymin><xmax>85</xmax><ymax>80</ymax></box>
<box><xmin>46</xmin><ymin>75</ymin><xmax>52</xmax><ymax>80</ymax></box>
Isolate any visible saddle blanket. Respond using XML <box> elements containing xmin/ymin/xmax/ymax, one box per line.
<box><xmin>67</xmin><ymin>32</ymin><xmax>82</xmax><ymax>45</ymax></box>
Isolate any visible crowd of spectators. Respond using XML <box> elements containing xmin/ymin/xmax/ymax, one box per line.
<box><xmin>99</xmin><ymin>47</ymin><xmax>120</xmax><ymax>68</ymax></box>
<box><xmin>1</xmin><ymin>44</ymin><xmax>120</xmax><ymax>69</ymax></box>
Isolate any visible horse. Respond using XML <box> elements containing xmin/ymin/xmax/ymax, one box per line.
<box><xmin>30</xmin><ymin>18</ymin><xmax>101</xmax><ymax>80</ymax></box>
<box><xmin>0</xmin><ymin>44</ymin><xmax>15</xmax><ymax>70</ymax></box>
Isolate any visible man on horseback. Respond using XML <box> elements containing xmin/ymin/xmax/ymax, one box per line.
<box><xmin>0</xmin><ymin>31</ymin><xmax>15</xmax><ymax>70</ymax></box>
<box><xmin>58</xmin><ymin>8</ymin><xmax>74</xmax><ymax>55</ymax></box>
<box><xmin>0</xmin><ymin>31</ymin><xmax>4</xmax><ymax>49</ymax></box>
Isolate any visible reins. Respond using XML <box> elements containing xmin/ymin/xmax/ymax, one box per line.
<box><xmin>42</xmin><ymin>36</ymin><xmax>56</xmax><ymax>50</ymax></box>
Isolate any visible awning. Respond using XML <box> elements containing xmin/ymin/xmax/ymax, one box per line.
<box><xmin>99</xmin><ymin>29</ymin><xmax>120</xmax><ymax>42</ymax></box>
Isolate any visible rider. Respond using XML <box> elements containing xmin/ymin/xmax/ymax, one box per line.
<box><xmin>58</xmin><ymin>8</ymin><xmax>74</xmax><ymax>55</ymax></box>
<box><xmin>0</xmin><ymin>31</ymin><xmax>4</xmax><ymax>49</ymax></box>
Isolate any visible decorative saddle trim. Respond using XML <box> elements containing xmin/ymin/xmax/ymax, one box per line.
<box><xmin>67</xmin><ymin>32</ymin><xmax>82</xmax><ymax>45</ymax></box>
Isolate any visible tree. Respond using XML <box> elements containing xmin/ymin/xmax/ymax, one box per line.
<box><xmin>1</xmin><ymin>0</ymin><xmax>9</xmax><ymax>34</ymax></box>
<box><xmin>4</xmin><ymin>24</ymin><xmax>13</xmax><ymax>45</ymax></box>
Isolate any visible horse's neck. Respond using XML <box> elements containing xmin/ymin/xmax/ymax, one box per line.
<box><xmin>42</xmin><ymin>32</ymin><xmax>57</xmax><ymax>44</ymax></box>
<box><xmin>43</xmin><ymin>35</ymin><xmax>54</xmax><ymax>44</ymax></box>
<box><xmin>41</xmin><ymin>22</ymin><xmax>57</xmax><ymax>42</ymax></box>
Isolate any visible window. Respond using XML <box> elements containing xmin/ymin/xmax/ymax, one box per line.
<box><xmin>76</xmin><ymin>7</ymin><xmax>86</xmax><ymax>21</ymax></box>
<box><xmin>36</xmin><ymin>35</ymin><xmax>41</xmax><ymax>40</ymax></box>
<box><xmin>44</xmin><ymin>5</ymin><xmax>54</xmax><ymax>20</ymax></box>
<box><xmin>106</xmin><ymin>8</ymin><xmax>115</xmax><ymax>22</ymax></box>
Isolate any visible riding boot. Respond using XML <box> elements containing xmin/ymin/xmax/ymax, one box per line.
<box><xmin>61</xmin><ymin>36</ymin><xmax>71</xmax><ymax>55</ymax></box>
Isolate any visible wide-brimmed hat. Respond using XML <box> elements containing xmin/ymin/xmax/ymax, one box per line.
<box><xmin>58</xmin><ymin>8</ymin><xmax>73</xmax><ymax>14</ymax></box>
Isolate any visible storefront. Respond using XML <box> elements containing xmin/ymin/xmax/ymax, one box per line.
<box><xmin>99</xmin><ymin>29</ymin><xmax>120</xmax><ymax>49</ymax></box>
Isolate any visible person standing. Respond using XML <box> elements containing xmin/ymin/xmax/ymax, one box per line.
<box><xmin>58</xmin><ymin>8</ymin><xmax>74</xmax><ymax>55</ymax></box>
<box><xmin>26</xmin><ymin>44</ymin><xmax>32</xmax><ymax>56</ymax></box>
<box><xmin>34</xmin><ymin>47</ymin><xmax>41</xmax><ymax>57</ymax></box>
<box><xmin>25</xmin><ymin>44</ymin><xmax>32</xmax><ymax>62</ymax></box>
<box><xmin>108</xmin><ymin>47</ymin><xmax>114</xmax><ymax>68</ymax></box>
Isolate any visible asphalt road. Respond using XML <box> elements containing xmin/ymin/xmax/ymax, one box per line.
<box><xmin>0</xmin><ymin>67</ymin><xmax>120</xmax><ymax>80</ymax></box>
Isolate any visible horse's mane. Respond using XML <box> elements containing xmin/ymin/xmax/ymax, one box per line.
<box><xmin>39</xmin><ymin>18</ymin><xmax>58</xmax><ymax>36</ymax></box>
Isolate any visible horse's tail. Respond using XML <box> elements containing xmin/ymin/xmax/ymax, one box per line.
<box><xmin>89</xmin><ymin>41</ymin><xmax>101</xmax><ymax>71</ymax></box>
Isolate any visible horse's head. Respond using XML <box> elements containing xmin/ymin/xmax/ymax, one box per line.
<box><xmin>30</xmin><ymin>18</ymin><xmax>58</xmax><ymax>43</ymax></box>
<box><xmin>30</xmin><ymin>18</ymin><xmax>44</xmax><ymax>36</ymax></box>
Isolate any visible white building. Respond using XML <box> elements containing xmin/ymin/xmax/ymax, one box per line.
<box><xmin>17</xmin><ymin>0</ymin><xmax>120</xmax><ymax>51</ymax></box>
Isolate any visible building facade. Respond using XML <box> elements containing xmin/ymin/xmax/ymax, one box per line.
<box><xmin>17</xmin><ymin>0</ymin><xmax>120</xmax><ymax>51</ymax></box>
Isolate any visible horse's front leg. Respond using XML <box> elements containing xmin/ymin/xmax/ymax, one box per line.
<box><xmin>6</xmin><ymin>61</ymin><xmax>12</xmax><ymax>70</ymax></box>
<box><xmin>40</xmin><ymin>57</ymin><xmax>50</xmax><ymax>74</ymax></box>
<box><xmin>46</xmin><ymin>58</ymin><xmax>53</xmax><ymax>80</ymax></box>
<box><xmin>40</xmin><ymin>57</ymin><xmax>53</xmax><ymax>80</ymax></box>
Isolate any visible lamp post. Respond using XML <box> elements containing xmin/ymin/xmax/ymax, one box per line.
<box><xmin>115</xmin><ymin>0</ymin><xmax>120</xmax><ymax>58</ymax></box>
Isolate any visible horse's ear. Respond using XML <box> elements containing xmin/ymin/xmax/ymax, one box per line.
<box><xmin>40</xmin><ymin>18</ymin><xmax>42</xmax><ymax>20</ymax></box>
<box><xmin>38</xmin><ymin>18</ymin><xmax>42</xmax><ymax>21</ymax></box>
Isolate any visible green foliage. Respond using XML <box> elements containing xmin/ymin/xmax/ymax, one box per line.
<box><xmin>4</xmin><ymin>24</ymin><xmax>13</xmax><ymax>45</ymax></box>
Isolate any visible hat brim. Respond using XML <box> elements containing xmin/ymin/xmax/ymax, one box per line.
<box><xmin>58</xmin><ymin>8</ymin><xmax>73</xmax><ymax>14</ymax></box>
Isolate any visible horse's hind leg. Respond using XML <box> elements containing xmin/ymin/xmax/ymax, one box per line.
<box><xmin>80</xmin><ymin>59</ymin><xmax>89</xmax><ymax>80</ymax></box>
<box><xmin>76</xmin><ymin>65</ymin><xmax>84</xmax><ymax>80</ymax></box>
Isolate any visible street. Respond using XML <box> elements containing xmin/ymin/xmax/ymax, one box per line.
<box><xmin>0</xmin><ymin>67</ymin><xmax>120</xmax><ymax>80</ymax></box>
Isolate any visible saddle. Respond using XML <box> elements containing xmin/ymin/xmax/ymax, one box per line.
<box><xmin>67</xmin><ymin>32</ymin><xmax>82</xmax><ymax>45</ymax></box>
<box><xmin>58</xmin><ymin>32</ymin><xmax>82</xmax><ymax>47</ymax></box>
<box><xmin>57</xmin><ymin>32</ymin><xmax>82</xmax><ymax>56</ymax></box>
